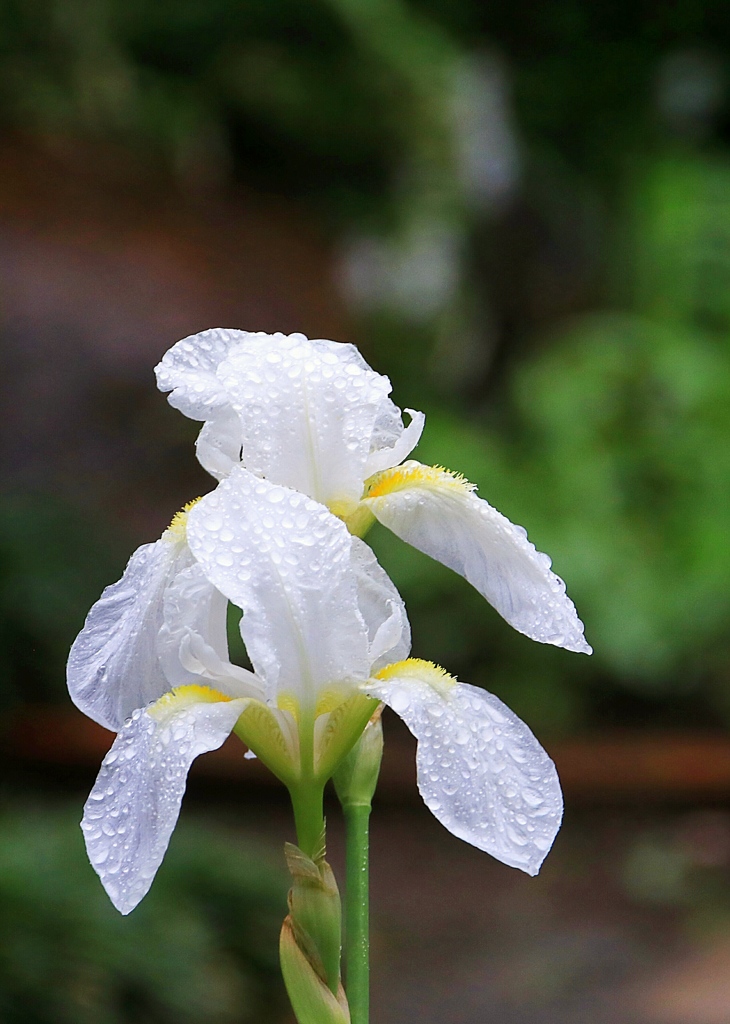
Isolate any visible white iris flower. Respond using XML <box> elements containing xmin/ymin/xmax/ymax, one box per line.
<box><xmin>68</xmin><ymin>470</ymin><xmax>562</xmax><ymax>914</ymax></box>
<box><xmin>156</xmin><ymin>330</ymin><xmax>591</xmax><ymax>654</ymax></box>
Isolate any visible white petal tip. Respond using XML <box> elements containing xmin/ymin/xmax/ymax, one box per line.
<box><xmin>432</xmin><ymin>806</ymin><xmax>561</xmax><ymax>876</ymax></box>
<box><xmin>555</xmin><ymin>634</ymin><xmax>592</xmax><ymax>655</ymax></box>
<box><xmin>113</xmin><ymin>896</ymin><xmax>142</xmax><ymax>916</ymax></box>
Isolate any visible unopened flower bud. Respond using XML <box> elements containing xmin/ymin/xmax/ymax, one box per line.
<box><xmin>280</xmin><ymin>916</ymin><xmax>350</xmax><ymax>1024</ymax></box>
<box><xmin>333</xmin><ymin>710</ymin><xmax>383</xmax><ymax>809</ymax></box>
<box><xmin>284</xmin><ymin>843</ymin><xmax>343</xmax><ymax>995</ymax></box>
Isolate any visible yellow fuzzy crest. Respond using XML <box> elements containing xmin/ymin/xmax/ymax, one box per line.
<box><xmin>165</xmin><ymin>497</ymin><xmax>203</xmax><ymax>541</ymax></box>
<box><xmin>149</xmin><ymin>683</ymin><xmax>231</xmax><ymax>720</ymax></box>
<box><xmin>375</xmin><ymin>658</ymin><xmax>456</xmax><ymax>691</ymax></box>
<box><xmin>364</xmin><ymin>461</ymin><xmax>474</xmax><ymax>500</ymax></box>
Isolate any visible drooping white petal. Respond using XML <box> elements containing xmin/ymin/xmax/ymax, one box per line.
<box><xmin>157</xmin><ymin>561</ymin><xmax>263</xmax><ymax>698</ymax></box>
<box><xmin>215</xmin><ymin>333</ymin><xmax>393</xmax><ymax>507</ymax></box>
<box><xmin>82</xmin><ymin>690</ymin><xmax>248</xmax><ymax>914</ymax></box>
<box><xmin>364</xmin><ymin>462</ymin><xmax>592</xmax><ymax>654</ymax></box>
<box><xmin>363</xmin><ymin>408</ymin><xmax>426</xmax><ymax>478</ymax></box>
<box><xmin>186</xmin><ymin>468</ymin><xmax>371</xmax><ymax>709</ymax></box>
<box><xmin>366</xmin><ymin>664</ymin><xmax>562</xmax><ymax>874</ymax></box>
<box><xmin>67</xmin><ymin>534</ymin><xmax>195</xmax><ymax>732</ymax></box>
<box><xmin>350</xmin><ymin>537</ymin><xmax>411</xmax><ymax>671</ymax></box>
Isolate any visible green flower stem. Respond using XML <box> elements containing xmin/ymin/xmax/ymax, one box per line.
<box><xmin>290</xmin><ymin>782</ymin><xmax>326</xmax><ymax>859</ymax></box>
<box><xmin>343</xmin><ymin>800</ymin><xmax>371</xmax><ymax>1024</ymax></box>
<box><xmin>290</xmin><ymin>706</ymin><xmax>325</xmax><ymax>859</ymax></box>
<box><xmin>333</xmin><ymin>714</ymin><xmax>383</xmax><ymax>1024</ymax></box>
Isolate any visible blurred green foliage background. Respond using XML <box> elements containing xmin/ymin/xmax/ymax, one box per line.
<box><xmin>0</xmin><ymin>808</ymin><xmax>287</xmax><ymax>1023</ymax></box>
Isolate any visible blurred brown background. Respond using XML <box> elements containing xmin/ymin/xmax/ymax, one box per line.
<box><xmin>2</xmin><ymin>1</ymin><xmax>730</xmax><ymax>1021</ymax></box>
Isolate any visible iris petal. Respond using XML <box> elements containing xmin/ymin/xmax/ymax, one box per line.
<box><xmin>158</xmin><ymin>329</ymin><xmax>403</xmax><ymax>505</ymax></box>
<box><xmin>157</xmin><ymin>561</ymin><xmax>263</xmax><ymax>698</ymax></box>
<box><xmin>67</xmin><ymin>534</ymin><xmax>193</xmax><ymax>732</ymax></box>
<box><xmin>350</xmin><ymin>537</ymin><xmax>411</xmax><ymax>669</ymax></box>
<box><xmin>156</xmin><ymin>328</ymin><xmax>247</xmax><ymax>480</ymax></box>
<box><xmin>216</xmin><ymin>333</ymin><xmax>391</xmax><ymax>506</ymax></box>
<box><xmin>155</xmin><ymin>327</ymin><xmax>243</xmax><ymax>419</ymax></box>
<box><xmin>363</xmin><ymin>408</ymin><xmax>425</xmax><ymax>477</ymax></box>
<box><xmin>364</xmin><ymin>461</ymin><xmax>591</xmax><ymax>654</ymax></box>
<box><xmin>366</xmin><ymin>662</ymin><xmax>563</xmax><ymax>874</ymax></box>
<box><xmin>187</xmin><ymin>468</ymin><xmax>372</xmax><ymax>709</ymax></box>
<box><xmin>81</xmin><ymin>689</ymin><xmax>248</xmax><ymax>914</ymax></box>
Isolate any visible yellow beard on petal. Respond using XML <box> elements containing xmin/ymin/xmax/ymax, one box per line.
<box><xmin>149</xmin><ymin>683</ymin><xmax>232</xmax><ymax>721</ymax></box>
<box><xmin>364</xmin><ymin>462</ymin><xmax>475</xmax><ymax>500</ymax></box>
<box><xmin>375</xmin><ymin>658</ymin><xmax>457</xmax><ymax>697</ymax></box>
<box><xmin>164</xmin><ymin>497</ymin><xmax>204</xmax><ymax>542</ymax></box>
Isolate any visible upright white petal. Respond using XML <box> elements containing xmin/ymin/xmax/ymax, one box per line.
<box><xmin>82</xmin><ymin>690</ymin><xmax>248</xmax><ymax>914</ymax></box>
<box><xmin>155</xmin><ymin>329</ymin><xmax>247</xmax><ymax>479</ymax></box>
<box><xmin>155</xmin><ymin>327</ymin><xmax>244</xmax><ymax>419</ymax></box>
<box><xmin>157</xmin><ymin>561</ymin><xmax>263</xmax><ymax>698</ymax></box>
<box><xmin>157</xmin><ymin>328</ymin><xmax>425</xmax><ymax>499</ymax></box>
<box><xmin>363</xmin><ymin>408</ymin><xmax>426</xmax><ymax>478</ymax></box>
<box><xmin>187</xmin><ymin>468</ymin><xmax>371</xmax><ymax>709</ymax></box>
<box><xmin>215</xmin><ymin>333</ymin><xmax>392</xmax><ymax>507</ymax></box>
<box><xmin>67</xmin><ymin>534</ymin><xmax>195</xmax><ymax>732</ymax></box>
<box><xmin>195</xmin><ymin>410</ymin><xmax>244</xmax><ymax>481</ymax></box>
<box><xmin>366</xmin><ymin>662</ymin><xmax>562</xmax><ymax>874</ymax></box>
<box><xmin>350</xmin><ymin>538</ymin><xmax>411</xmax><ymax>670</ymax></box>
<box><xmin>369</xmin><ymin>395</ymin><xmax>407</xmax><ymax>452</ymax></box>
<box><xmin>364</xmin><ymin>462</ymin><xmax>591</xmax><ymax>654</ymax></box>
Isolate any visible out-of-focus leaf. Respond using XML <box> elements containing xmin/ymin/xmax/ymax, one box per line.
<box><xmin>0</xmin><ymin>805</ymin><xmax>288</xmax><ymax>1024</ymax></box>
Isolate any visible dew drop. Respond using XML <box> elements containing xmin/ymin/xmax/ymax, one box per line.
<box><xmin>389</xmin><ymin>688</ymin><xmax>410</xmax><ymax>714</ymax></box>
<box><xmin>522</xmin><ymin>788</ymin><xmax>544</xmax><ymax>808</ymax></box>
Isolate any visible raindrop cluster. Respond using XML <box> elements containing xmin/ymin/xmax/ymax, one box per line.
<box><xmin>367</xmin><ymin>676</ymin><xmax>562</xmax><ymax>875</ymax></box>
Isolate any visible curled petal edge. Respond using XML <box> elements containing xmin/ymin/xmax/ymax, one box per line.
<box><xmin>363</xmin><ymin>408</ymin><xmax>426</xmax><ymax>478</ymax></box>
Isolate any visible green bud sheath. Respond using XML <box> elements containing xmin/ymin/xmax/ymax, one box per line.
<box><xmin>280</xmin><ymin>917</ymin><xmax>351</xmax><ymax>1024</ymax></box>
<box><xmin>285</xmin><ymin>843</ymin><xmax>343</xmax><ymax>995</ymax></box>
